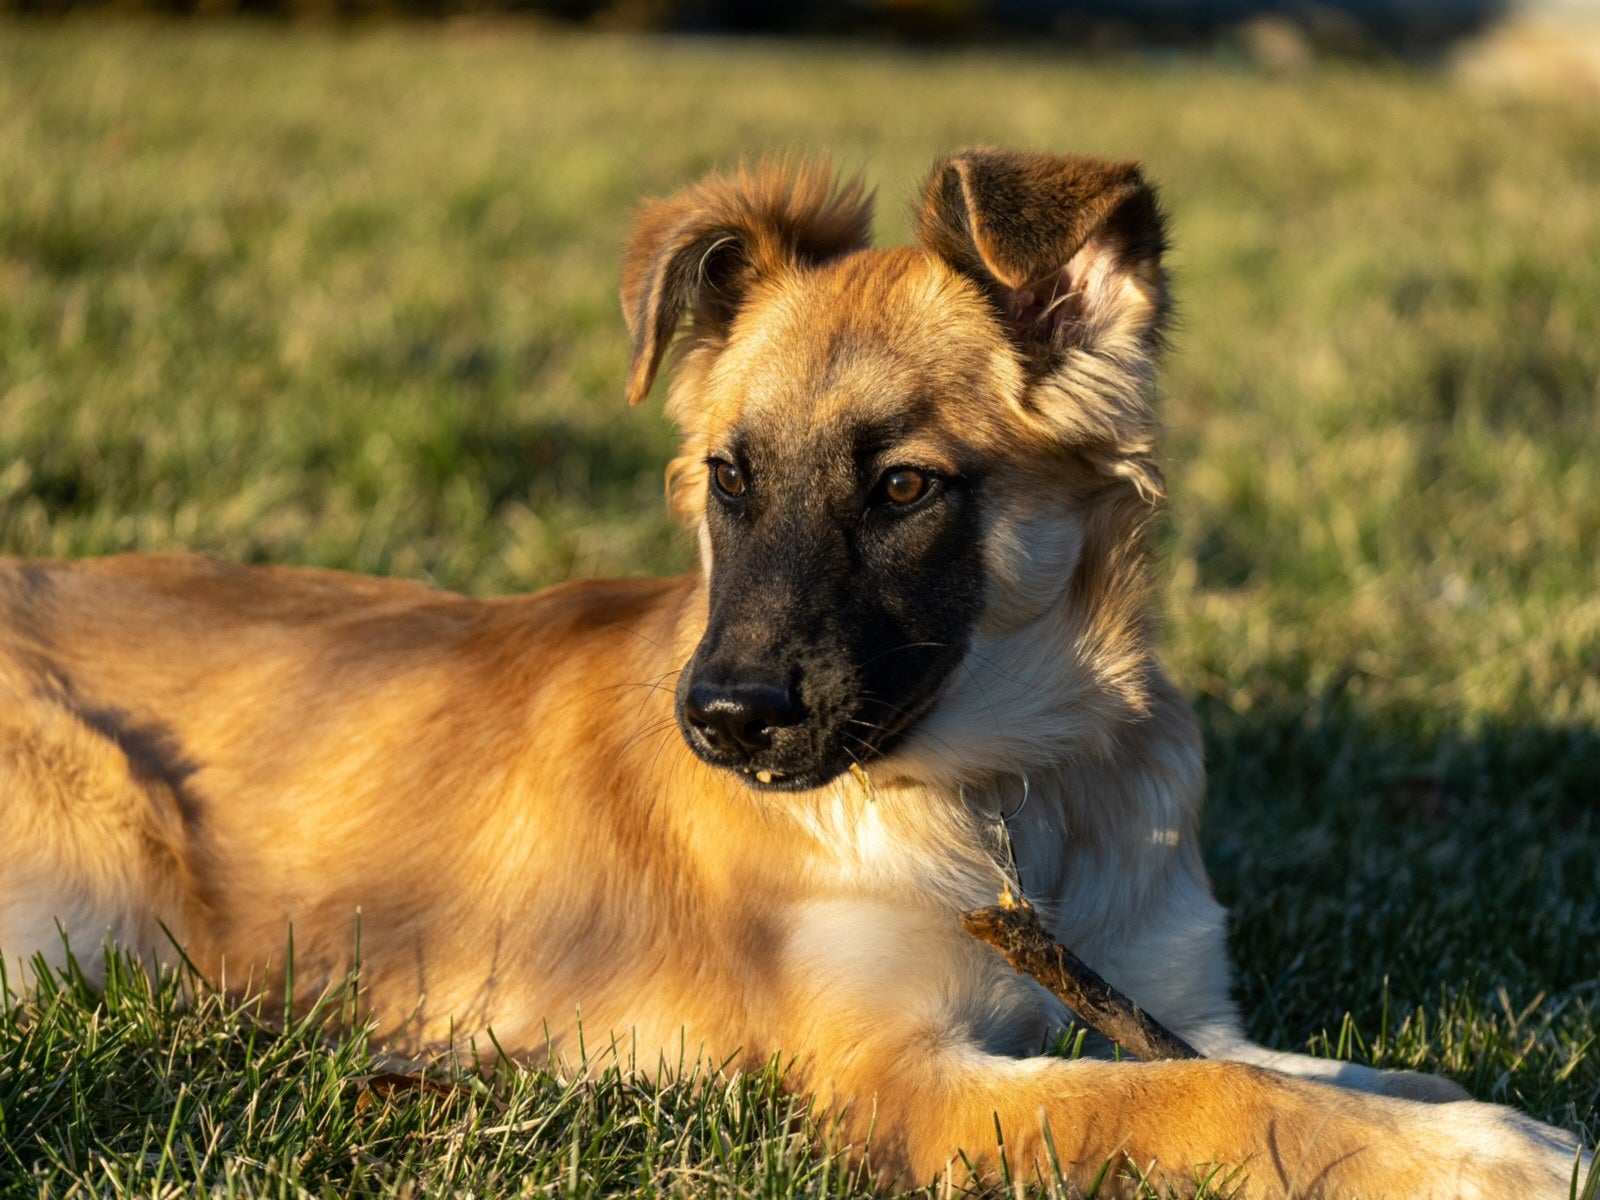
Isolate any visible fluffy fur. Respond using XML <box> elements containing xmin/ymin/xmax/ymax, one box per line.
<box><xmin>0</xmin><ymin>150</ymin><xmax>1588</xmax><ymax>1197</ymax></box>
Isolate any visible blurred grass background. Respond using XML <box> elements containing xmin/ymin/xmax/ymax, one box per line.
<box><xmin>1</xmin><ymin>21</ymin><xmax>1597</xmax><ymax>1196</ymax></box>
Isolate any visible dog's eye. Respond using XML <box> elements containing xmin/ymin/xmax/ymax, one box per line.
<box><xmin>881</xmin><ymin>468</ymin><xmax>930</xmax><ymax>507</ymax></box>
<box><xmin>710</xmin><ymin>460</ymin><xmax>746</xmax><ymax>499</ymax></box>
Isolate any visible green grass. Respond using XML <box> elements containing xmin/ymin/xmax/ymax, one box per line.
<box><xmin>2</xmin><ymin>21</ymin><xmax>1598</xmax><ymax>1198</ymax></box>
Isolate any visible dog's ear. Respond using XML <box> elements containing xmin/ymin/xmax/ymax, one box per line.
<box><xmin>917</xmin><ymin>149</ymin><xmax>1169</xmax><ymax>498</ymax></box>
<box><xmin>915</xmin><ymin>149</ymin><xmax>1168</xmax><ymax>366</ymax></box>
<box><xmin>620</xmin><ymin>161</ymin><xmax>873</xmax><ymax>405</ymax></box>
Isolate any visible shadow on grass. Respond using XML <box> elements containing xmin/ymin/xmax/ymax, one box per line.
<box><xmin>1199</xmin><ymin>689</ymin><xmax>1598</xmax><ymax>1113</ymax></box>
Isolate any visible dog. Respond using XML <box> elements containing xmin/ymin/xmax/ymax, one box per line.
<box><xmin>0</xmin><ymin>149</ymin><xmax>1588</xmax><ymax>1197</ymax></box>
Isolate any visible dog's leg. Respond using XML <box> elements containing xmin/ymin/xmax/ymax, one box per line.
<box><xmin>0</xmin><ymin>692</ymin><xmax>182</xmax><ymax>991</ymax></box>
<box><xmin>781</xmin><ymin>901</ymin><xmax>1585</xmax><ymax>1196</ymax></box>
<box><xmin>1065</xmin><ymin>854</ymin><xmax>1488</xmax><ymax>1105</ymax></box>
<box><xmin>853</xmin><ymin>1047</ymin><xmax>1582</xmax><ymax>1197</ymax></box>
<box><xmin>1055</xmin><ymin>839</ymin><xmax>1473</xmax><ymax>1103</ymax></box>
<box><xmin>1030</xmin><ymin>699</ymin><xmax>1480</xmax><ymax>1106</ymax></box>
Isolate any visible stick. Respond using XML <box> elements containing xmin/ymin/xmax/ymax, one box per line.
<box><xmin>960</xmin><ymin>892</ymin><xmax>1201</xmax><ymax>1062</ymax></box>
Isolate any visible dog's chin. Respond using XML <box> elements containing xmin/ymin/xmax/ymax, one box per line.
<box><xmin>728</xmin><ymin>763</ymin><xmax>847</xmax><ymax>793</ymax></box>
<box><xmin>681</xmin><ymin>743</ymin><xmax>855</xmax><ymax>793</ymax></box>
<box><xmin>676</xmin><ymin>728</ymin><xmax>875</xmax><ymax>793</ymax></box>
<box><xmin>680</xmin><ymin>730</ymin><xmax>932</xmax><ymax>794</ymax></box>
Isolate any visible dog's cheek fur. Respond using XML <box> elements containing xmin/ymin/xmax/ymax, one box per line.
<box><xmin>889</xmin><ymin>461</ymin><xmax>1158</xmax><ymax>786</ymax></box>
<box><xmin>973</xmin><ymin>477</ymin><xmax>1086</xmax><ymax>636</ymax></box>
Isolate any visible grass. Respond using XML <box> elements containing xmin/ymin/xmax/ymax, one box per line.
<box><xmin>1</xmin><ymin>20</ymin><xmax>1598</xmax><ymax>1198</ymax></box>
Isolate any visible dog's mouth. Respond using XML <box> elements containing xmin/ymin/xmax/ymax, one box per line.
<box><xmin>733</xmin><ymin>764</ymin><xmax>820</xmax><ymax>792</ymax></box>
<box><xmin>726</xmin><ymin>756</ymin><xmax>857</xmax><ymax>793</ymax></box>
<box><xmin>685</xmin><ymin>734</ymin><xmax>861</xmax><ymax>794</ymax></box>
<box><xmin>683</xmin><ymin>690</ymin><xmax>943</xmax><ymax>794</ymax></box>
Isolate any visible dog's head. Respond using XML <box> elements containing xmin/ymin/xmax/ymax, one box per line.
<box><xmin>621</xmin><ymin>150</ymin><xmax>1170</xmax><ymax>792</ymax></box>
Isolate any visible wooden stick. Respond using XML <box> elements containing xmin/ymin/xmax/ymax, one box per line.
<box><xmin>960</xmin><ymin>893</ymin><xmax>1201</xmax><ymax>1062</ymax></box>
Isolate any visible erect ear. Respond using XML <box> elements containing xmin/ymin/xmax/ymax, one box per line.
<box><xmin>620</xmin><ymin>161</ymin><xmax>874</xmax><ymax>405</ymax></box>
<box><xmin>915</xmin><ymin>149</ymin><xmax>1169</xmax><ymax>367</ymax></box>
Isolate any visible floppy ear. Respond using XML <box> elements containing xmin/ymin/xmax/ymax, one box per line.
<box><xmin>620</xmin><ymin>161</ymin><xmax>874</xmax><ymax>405</ymax></box>
<box><xmin>917</xmin><ymin>149</ymin><xmax>1170</xmax><ymax>498</ymax></box>
<box><xmin>915</xmin><ymin>149</ymin><xmax>1169</xmax><ymax>367</ymax></box>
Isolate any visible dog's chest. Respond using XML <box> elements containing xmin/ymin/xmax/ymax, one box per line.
<box><xmin>791</xmin><ymin>784</ymin><xmax>1010</xmax><ymax>903</ymax></box>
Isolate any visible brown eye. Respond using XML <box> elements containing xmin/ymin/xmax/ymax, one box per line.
<box><xmin>712</xmin><ymin>461</ymin><xmax>746</xmax><ymax>498</ymax></box>
<box><xmin>882</xmin><ymin>468</ymin><xmax>929</xmax><ymax>506</ymax></box>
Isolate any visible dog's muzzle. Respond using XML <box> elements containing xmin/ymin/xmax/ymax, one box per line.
<box><xmin>676</xmin><ymin>667</ymin><xmax>848</xmax><ymax>790</ymax></box>
<box><xmin>682</xmin><ymin>677</ymin><xmax>802</xmax><ymax>757</ymax></box>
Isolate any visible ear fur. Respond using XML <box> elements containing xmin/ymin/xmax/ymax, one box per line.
<box><xmin>915</xmin><ymin>149</ymin><xmax>1168</xmax><ymax>359</ymax></box>
<box><xmin>916</xmin><ymin>148</ymin><xmax>1171</xmax><ymax>499</ymax></box>
<box><xmin>620</xmin><ymin>160</ymin><xmax>874</xmax><ymax>404</ymax></box>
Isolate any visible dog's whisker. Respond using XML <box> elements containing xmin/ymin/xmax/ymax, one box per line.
<box><xmin>631</xmin><ymin>668</ymin><xmax>687</xmax><ymax>722</ymax></box>
<box><xmin>642</xmin><ymin>715</ymin><xmax>692</xmax><ymax>788</ymax></box>
<box><xmin>956</xmin><ymin>656</ymin><xmax>1009</xmax><ymax>754</ymax></box>
<box><xmin>598</xmin><ymin>622</ymin><xmax>672</xmax><ymax>652</ymax></box>
<box><xmin>958</xmin><ymin>645</ymin><xmax>1058</xmax><ymax>692</ymax></box>
<box><xmin>855</xmin><ymin>641</ymin><xmax>951</xmax><ymax>670</ymax></box>
<box><xmin>611</xmin><ymin>716</ymin><xmax>683</xmax><ymax>766</ymax></box>
<box><xmin>580</xmin><ymin>665</ymin><xmax>684</xmax><ymax>704</ymax></box>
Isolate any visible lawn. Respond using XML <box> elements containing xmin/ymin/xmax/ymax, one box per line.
<box><xmin>1</xmin><ymin>21</ymin><xmax>1597</xmax><ymax>1197</ymax></box>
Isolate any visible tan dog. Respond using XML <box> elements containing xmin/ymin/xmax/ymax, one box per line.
<box><xmin>0</xmin><ymin>150</ymin><xmax>1587</xmax><ymax>1197</ymax></box>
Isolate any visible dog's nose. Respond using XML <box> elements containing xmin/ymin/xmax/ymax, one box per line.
<box><xmin>684</xmin><ymin>679</ymin><xmax>803</xmax><ymax>757</ymax></box>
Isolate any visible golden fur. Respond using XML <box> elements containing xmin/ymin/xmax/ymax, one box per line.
<box><xmin>0</xmin><ymin>151</ymin><xmax>1587</xmax><ymax>1197</ymax></box>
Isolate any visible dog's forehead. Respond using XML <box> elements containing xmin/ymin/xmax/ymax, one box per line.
<box><xmin>699</xmin><ymin>247</ymin><xmax>1027</xmax><ymax>455</ymax></box>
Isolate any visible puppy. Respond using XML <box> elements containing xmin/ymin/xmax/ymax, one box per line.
<box><xmin>0</xmin><ymin>149</ymin><xmax>1587</xmax><ymax>1197</ymax></box>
